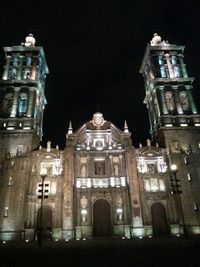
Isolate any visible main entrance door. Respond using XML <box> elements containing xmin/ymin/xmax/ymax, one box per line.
<box><xmin>37</xmin><ymin>205</ymin><xmax>52</xmax><ymax>240</ymax></box>
<box><xmin>151</xmin><ymin>203</ymin><xmax>169</xmax><ymax>236</ymax></box>
<box><xmin>93</xmin><ymin>199</ymin><xmax>112</xmax><ymax>237</ymax></box>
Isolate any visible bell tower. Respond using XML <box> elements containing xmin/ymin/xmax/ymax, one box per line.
<box><xmin>0</xmin><ymin>34</ymin><xmax>49</xmax><ymax>156</ymax></box>
<box><xmin>140</xmin><ymin>34</ymin><xmax>200</xmax><ymax>151</ymax></box>
<box><xmin>140</xmin><ymin>35</ymin><xmax>200</xmax><ymax>235</ymax></box>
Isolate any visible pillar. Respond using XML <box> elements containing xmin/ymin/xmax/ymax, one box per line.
<box><xmin>10</xmin><ymin>88</ymin><xmax>20</xmax><ymax>117</ymax></box>
<box><xmin>26</xmin><ymin>88</ymin><xmax>35</xmax><ymax>117</ymax></box>
<box><xmin>158</xmin><ymin>87</ymin><xmax>168</xmax><ymax>114</ymax></box>
<box><xmin>178</xmin><ymin>54</ymin><xmax>188</xmax><ymax>78</ymax></box>
<box><xmin>165</xmin><ymin>54</ymin><xmax>174</xmax><ymax>78</ymax></box>
<box><xmin>31</xmin><ymin>56</ymin><xmax>38</xmax><ymax>80</ymax></box>
<box><xmin>2</xmin><ymin>56</ymin><xmax>11</xmax><ymax>80</ymax></box>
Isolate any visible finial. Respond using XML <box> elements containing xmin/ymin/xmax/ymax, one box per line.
<box><xmin>47</xmin><ymin>141</ymin><xmax>51</xmax><ymax>152</ymax></box>
<box><xmin>124</xmin><ymin>120</ymin><xmax>129</xmax><ymax>133</ymax></box>
<box><xmin>39</xmin><ymin>145</ymin><xmax>42</xmax><ymax>150</ymax></box>
<box><xmin>150</xmin><ymin>33</ymin><xmax>162</xmax><ymax>45</ymax></box>
<box><xmin>147</xmin><ymin>139</ymin><xmax>151</xmax><ymax>147</ymax></box>
<box><xmin>68</xmin><ymin>121</ymin><xmax>73</xmax><ymax>134</ymax></box>
<box><xmin>24</xmin><ymin>33</ymin><xmax>36</xmax><ymax>47</ymax></box>
<box><xmin>139</xmin><ymin>143</ymin><xmax>142</xmax><ymax>148</ymax></box>
<box><xmin>56</xmin><ymin>145</ymin><xmax>59</xmax><ymax>150</ymax></box>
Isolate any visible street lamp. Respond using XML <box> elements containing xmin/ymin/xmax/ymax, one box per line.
<box><xmin>38</xmin><ymin>168</ymin><xmax>47</xmax><ymax>245</ymax></box>
<box><xmin>170</xmin><ymin>164</ymin><xmax>188</xmax><ymax>238</ymax></box>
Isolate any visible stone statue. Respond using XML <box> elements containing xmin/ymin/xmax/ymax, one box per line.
<box><xmin>151</xmin><ymin>33</ymin><xmax>162</xmax><ymax>45</ymax></box>
<box><xmin>114</xmin><ymin>164</ymin><xmax>119</xmax><ymax>176</ymax></box>
<box><xmin>24</xmin><ymin>34</ymin><xmax>36</xmax><ymax>47</ymax></box>
<box><xmin>80</xmin><ymin>164</ymin><xmax>87</xmax><ymax>177</ymax></box>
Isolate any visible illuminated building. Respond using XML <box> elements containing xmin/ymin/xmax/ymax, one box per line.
<box><xmin>0</xmin><ymin>34</ymin><xmax>200</xmax><ymax>241</ymax></box>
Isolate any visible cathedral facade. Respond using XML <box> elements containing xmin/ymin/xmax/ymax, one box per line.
<box><xmin>0</xmin><ymin>34</ymin><xmax>200</xmax><ymax>241</ymax></box>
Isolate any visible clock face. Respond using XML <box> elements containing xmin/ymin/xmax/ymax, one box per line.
<box><xmin>93</xmin><ymin>112</ymin><xmax>104</xmax><ymax>126</ymax></box>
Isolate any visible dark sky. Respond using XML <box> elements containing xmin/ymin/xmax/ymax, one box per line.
<box><xmin>0</xmin><ymin>1</ymin><xmax>199</xmax><ymax>149</ymax></box>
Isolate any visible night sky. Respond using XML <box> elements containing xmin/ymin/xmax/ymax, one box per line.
<box><xmin>0</xmin><ymin>1</ymin><xmax>199</xmax><ymax>149</ymax></box>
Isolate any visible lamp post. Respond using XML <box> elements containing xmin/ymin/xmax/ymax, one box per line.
<box><xmin>38</xmin><ymin>168</ymin><xmax>47</xmax><ymax>245</ymax></box>
<box><xmin>170</xmin><ymin>164</ymin><xmax>188</xmax><ymax>238</ymax></box>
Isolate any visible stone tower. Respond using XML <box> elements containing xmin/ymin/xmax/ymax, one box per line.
<box><xmin>0</xmin><ymin>35</ymin><xmax>49</xmax><ymax>241</ymax></box>
<box><xmin>0</xmin><ymin>34</ymin><xmax>49</xmax><ymax>157</ymax></box>
<box><xmin>140</xmin><ymin>34</ymin><xmax>200</xmax><ymax>235</ymax></box>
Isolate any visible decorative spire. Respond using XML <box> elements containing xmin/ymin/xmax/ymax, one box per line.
<box><xmin>47</xmin><ymin>141</ymin><xmax>51</xmax><ymax>152</ymax></box>
<box><xmin>147</xmin><ymin>139</ymin><xmax>151</xmax><ymax>147</ymax></box>
<box><xmin>68</xmin><ymin>121</ymin><xmax>73</xmax><ymax>134</ymax></box>
<box><xmin>124</xmin><ymin>120</ymin><xmax>129</xmax><ymax>133</ymax></box>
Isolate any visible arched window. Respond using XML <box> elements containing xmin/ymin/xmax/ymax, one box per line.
<box><xmin>158</xmin><ymin>56</ymin><xmax>167</xmax><ymax>78</ymax></box>
<box><xmin>179</xmin><ymin>91</ymin><xmax>190</xmax><ymax>111</ymax></box>
<box><xmin>165</xmin><ymin>91</ymin><xmax>175</xmax><ymax>112</ymax></box>
<box><xmin>1</xmin><ymin>93</ymin><xmax>13</xmax><ymax>116</ymax></box>
<box><xmin>9</xmin><ymin>68</ymin><xmax>17</xmax><ymax>79</ymax></box>
<box><xmin>18</xmin><ymin>93</ymin><xmax>28</xmax><ymax>116</ymax></box>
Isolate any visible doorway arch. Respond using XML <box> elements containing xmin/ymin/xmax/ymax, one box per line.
<box><xmin>37</xmin><ymin>205</ymin><xmax>52</xmax><ymax>240</ymax></box>
<box><xmin>151</xmin><ymin>202</ymin><xmax>169</xmax><ymax>236</ymax></box>
<box><xmin>93</xmin><ymin>199</ymin><xmax>112</xmax><ymax>237</ymax></box>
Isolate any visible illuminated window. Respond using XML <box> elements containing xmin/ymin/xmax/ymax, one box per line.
<box><xmin>173</xmin><ymin>66</ymin><xmax>180</xmax><ymax>78</ymax></box>
<box><xmin>150</xmin><ymin>178</ymin><xmax>159</xmax><ymax>191</ymax></box>
<box><xmin>18</xmin><ymin>93</ymin><xmax>28</xmax><ymax>116</ymax></box>
<box><xmin>12</xmin><ymin>57</ymin><xmax>18</xmax><ymax>67</ymax></box>
<box><xmin>9</xmin><ymin>68</ymin><xmax>17</xmax><ymax>79</ymax></box>
<box><xmin>158</xmin><ymin>55</ymin><xmax>164</xmax><ymax>65</ymax></box>
<box><xmin>171</xmin><ymin>55</ymin><xmax>177</xmax><ymax>65</ymax></box>
<box><xmin>160</xmin><ymin>66</ymin><xmax>167</xmax><ymax>78</ymax></box>
<box><xmin>41</xmin><ymin>160</ymin><xmax>62</xmax><ymax>176</ymax></box>
<box><xmin>26</xmin><ymin>57</ymin><xmax>32</xmax><ymax>66</ymax></box>
<box><xmin>144</xmin><ymin>178</ymin><xmax>165</xmax><ymax>192</ymax></box>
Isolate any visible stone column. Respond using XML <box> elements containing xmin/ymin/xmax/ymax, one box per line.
<box><xmin>158</xmin><ymin>87</ymin><xmax>168</xmax><ymax>114</ymax></box>
<box><xmin>2</xmin><ymin>56</ymin><xmax>11</xmax><ymax>80</ymax></box>
<box><xmin>178</xmin><ymin>54</ymin><xmax>188</xmax><ymax>78</ymax></box>
<box><xmin>26</xmin><ymin>88</ymin><xmax>35</xmax><ymax>117</ymax></box>
<box><xmin>31</xmin><ymin>56</ymin><xmax>38</xmax><ymax>80</ymax></box>
<box><xmin>62</xmin><ymin>145</ymin><xmax>75</xmax><ymax>239</ymax></box>
<box><xmin>10</xmin><ymin>88</ymin><xmax>20</xmax><ymax>117</ymax></box>
<box><xmin>187</xmin><ymin>89</ymin><xmax>198</xmax><ymax>114</ymax></box>
<box><xmin>17</xmin><ymin>56</ymin><xmax>24</xmax><ymax>80</ymax></box>
<box><xmin>165</xmin><ymin>54</ymin><xmax>174</xmax><ymax>78</ymax></box>
<box><xmin>125</xmin><ymin>146</ymin><xmax>143</xmax><ymax>236</ymax></box>
<box><xmin>174</xmin><ymin>87</ymin><xmax>183</xmax><ymax>114</ymax></box>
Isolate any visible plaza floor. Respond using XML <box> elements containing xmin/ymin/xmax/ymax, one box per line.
<box><xmin>0</xmin><ymin>236</ymin><xmax>200</xmax><ymax>267</ymax></box>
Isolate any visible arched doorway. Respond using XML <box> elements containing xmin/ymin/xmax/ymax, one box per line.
<box><xmin>37</xmin><ymin>205</ymin><xmax>52</xmax><ymax>240</ymax></box>
<box><xmin>151</xmin><ymin>203</ymin><xmax>169</xmax><ymax>236</ymax></box>
<box><xmin>93</xmin><ymin>199</ymin><xmax>112</xmax><ymax>237</ymax></box>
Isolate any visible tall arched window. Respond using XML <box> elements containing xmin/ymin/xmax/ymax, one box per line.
<box><xmin>1</xmin><ymin>93</ymin><xmax>13</xmax><ymax>116</ymax></box>
<box><xmin>179</xmin><ymin>91</ymin><xmax>190</xmax><ymax>112</ymax></box>
<box><xmin>165</xmin><ymin>91</ymin><xmax>175</xmax><ymax>112</ymax></box>
<box><xmin>158</xmin><ymin>56</ymin><xmax>167</xmax><ymax>78</ymax></box>
<box><xmin>18</xmin><ymin>93</ymin><xmax>28</xmax><ymax>116</ymax></box>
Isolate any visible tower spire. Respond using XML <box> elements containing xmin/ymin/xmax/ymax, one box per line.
<box><xmin>68</xmin><ymin>121</ymin><xmax>73</xmax><ymax>134</ymax></box>
<box><xmin>124</xmin><ymin>120</ymin><xmax>129</xmax><ymax>133</ymax></box>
